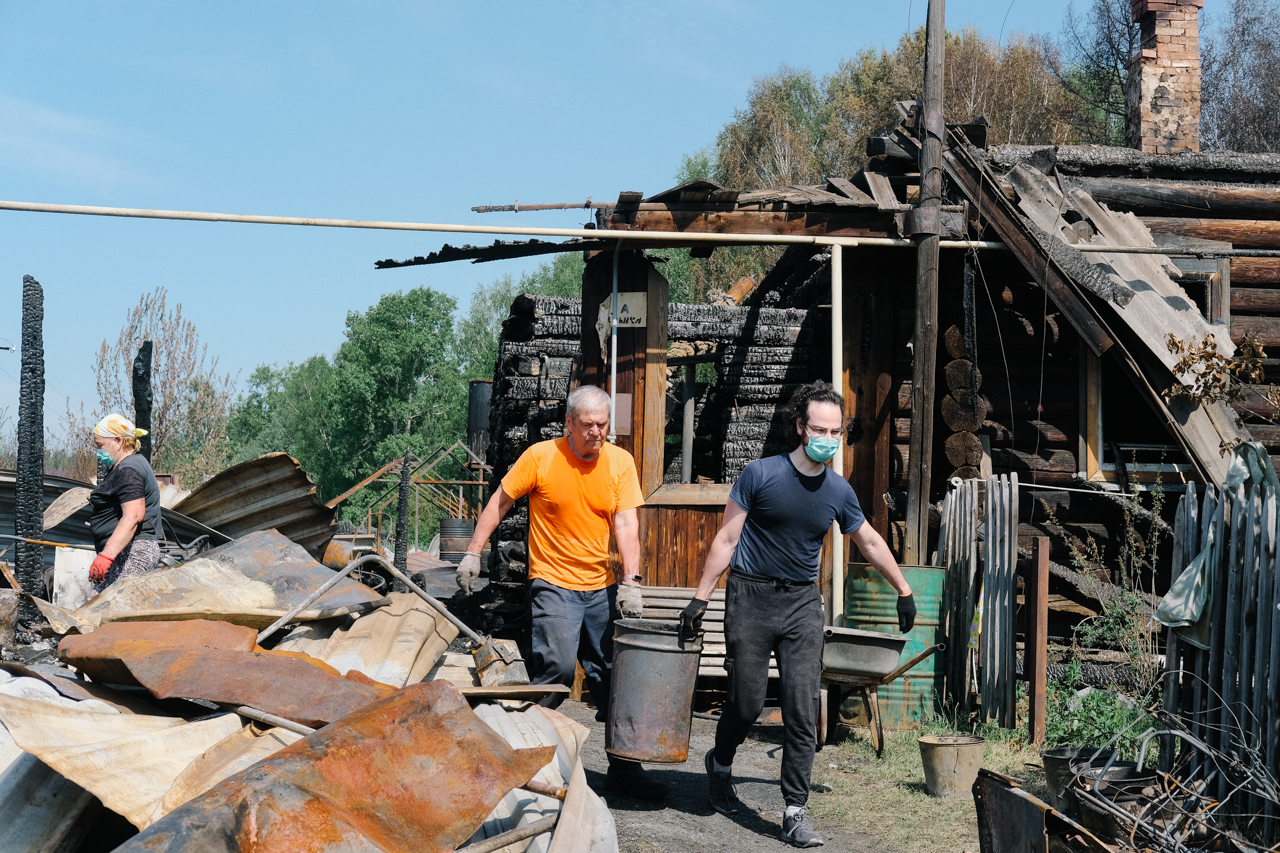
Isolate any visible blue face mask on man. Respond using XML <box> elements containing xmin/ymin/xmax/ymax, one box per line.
<box><xmin>804</xmin><ymin>435</ymin><xmax>840</xmax><ymax>463</ymax></box>
<box><xmin>95</xmin><ymin>448</ymin><xmax>115</xmax><ymax>468</ymax></box>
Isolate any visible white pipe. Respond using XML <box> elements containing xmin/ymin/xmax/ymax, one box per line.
<box><xmin>0</xmin><ymin>198</ymin><xmax>1245</xmax><ymax>257</ymax></box>
<box><xmin>830</xmin><ymin>243</ymin><xmax>845</xmax><ymax>627</ymax></box>
<box><xmin>0</xmin><ymin>197</ymin><xmax>1012</xmax><ymax>250</ymax></box>
<box><xmin>608</xmin><ymin>242</ymin><xmax>620</xmax><ymax>444</ymax></box>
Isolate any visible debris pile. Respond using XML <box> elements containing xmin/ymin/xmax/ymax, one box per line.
<box><xmin>975</xmin><ymin>709</ymin><xmax>1280</xmax><ymax>852</ymax></box>
<box><xmin>0</xmin><ymin>525</ymin><xmax>615</xmax><ymax>853</ymax></box>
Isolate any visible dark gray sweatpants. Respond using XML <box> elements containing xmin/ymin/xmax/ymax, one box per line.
<box><xmin>529</xmin><ymin>577</ymin><xmax>618</xmax><ymax>716</ymax></box>
<box><xmin>714</xmin><ymin>571</ymin><xmax>823</xmax><ymax>807</ymax></box>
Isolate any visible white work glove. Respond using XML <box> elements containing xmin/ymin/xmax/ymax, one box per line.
<box><xmin>616</xmin><ymin>582</ymin><xmax>644</xmax><ymax>618</ymax></box>
<box><xmin>456</xmin><ymin>552</ymin><xmax>482</xmax><ymax>596</ymax></box>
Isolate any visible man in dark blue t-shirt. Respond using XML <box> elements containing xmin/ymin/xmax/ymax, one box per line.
<box><xmin>680</xmin><ymin>381</ymin><xmax>914</xmax><ymax>849</ymax></box>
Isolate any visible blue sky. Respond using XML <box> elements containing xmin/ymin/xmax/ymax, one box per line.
<box><xmin>0</xmin><ymin>1</ymin><xmax>1082</xmax><ymax>432</ymax></box>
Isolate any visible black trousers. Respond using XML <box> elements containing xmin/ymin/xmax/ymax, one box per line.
<box><xmin>528</xmin><ymin>578</ymin><xmax>618</xmax><ymax>715</ymax></box>
<box><xmin>713</xmin><ymin>571</ymin><xmax>824</xmax><ymax>807</ymax></box>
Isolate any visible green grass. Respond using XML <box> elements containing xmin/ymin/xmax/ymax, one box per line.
<box><xmin>807</xmin><ymin>720</ymin><xmax>1048</xmax><ymax>853</ymax></box>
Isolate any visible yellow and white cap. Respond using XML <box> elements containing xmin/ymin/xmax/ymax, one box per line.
<box><xmin>93</xmin><ymin>414</ymin><xmax>148</xmax><ymax>438</ymax></box>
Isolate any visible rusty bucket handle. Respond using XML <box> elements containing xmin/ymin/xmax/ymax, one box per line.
<box><xmin>879</xmin><ymin>643</ymin><xmax>945</xmax><ymax>686</ymax></box>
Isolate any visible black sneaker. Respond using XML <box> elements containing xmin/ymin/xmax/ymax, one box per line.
<box><xmin>704</xmin><ymin>748</ymin><xmax>743</xmax><ymax>814</ymax></box>
<box><xmin>781</xmin><ymin>808</ymin><xmax>824</xmax><ymax>848</ymax></box>
<box><xmin>605</xmin><ymin>758</ymin><xmax>668</xmax><ymax>801</ymax></box>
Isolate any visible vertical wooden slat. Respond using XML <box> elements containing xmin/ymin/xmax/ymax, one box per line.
<box><xmin>1163</xmin><ymin>493</ymin><xmax>1187</xmax><ymax>772</ymax></box>
<box><xmin>964</xmin><ymin>480</ymin><xmax>979</xmax><ymax>712</ymax></box>
<box><xmin>1268</xmin><ymin>518</ymin><xmax>1280</xmax><ymax>801</ymax></box>
<box><xmin>1255</xmin><ymin>486</ymin><xmax>1276</xmax><ymax>779</ymax></box>
<box><xmin>1239</xmin><ymin>485</ymin><xmax>1262</xmax><ymax>754</ymax></box>
<box><xmin>1006</xmin><ymin>474</ymin><xmax>1019</xmax><ymax>728</ymax></box>
<box><xmin>658</xmin><ymin>507</ymin><xmax>678</xmax><ymax>588</ymax></box>
<box><xmin>641</xmin><ymin>264</ymin><xmax>668</xmax><ymax>496</ymax></box>
<box><xmin>981</xmin><ymin>477</ymin><xmax>994</xmax><ymax>723</ymax></box>
<box><xmin>639</xmin><ymin>507</ymin><xmax>658</xmax><ymax>586</ymax></box>
<box><xmin>1213</xmin><ymin>484</ymin><xmax>1245</xmax><ymax>799</ymax></box>
<box><xmin>1223</xmin><ymin>486</ymin><xmax>1247</xmax><ymax>755</ymax></box>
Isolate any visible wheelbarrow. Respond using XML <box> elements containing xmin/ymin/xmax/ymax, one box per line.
<box><xmin>819</xmin><ymin>625</ymin><xmax>944</xmax><ymax>757</ymax></box>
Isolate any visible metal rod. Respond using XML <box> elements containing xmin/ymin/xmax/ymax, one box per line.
<box><xmin>375</xmin><ymin>555</ymin><xmax>486</xmax><ymax>645</ymax></box>
<box><xmin>681</xmin><ymin>363</ymin><xmax>695</xmax><ymax>484</ymax></box>
<box><xmin>0</xmin><ymin>533</ymin><xmax>95</xmax><ymax>551</ymax></box>
<box><xmin>233</xmin><ymin>705</ymin><xmax>316</xmax><ymax>737</ymax></box>
<box><xmin>519</xmin><ymin>780</ymin><xmax>567</xmax><ymax>801</ymax></box>
<box><xmin>608</xmin><ymin>241</ymin><xmax>620</xmax><ymax>444</ymax></box>
<box><xmin>880</xmin><ymin>643</ymin><xmax>946</xmax><ymax>685</ymax></box>
<box><xmin>255</xmin><ymin>553</ymin><xmax>378</xmax><ymax>643</ymax></box>
<box><xmin>831</xmin><ymin>242</ymin><xmax>845</xmax><ymax>624</ymax></box>
<box><xmin>458</xmin><ymin>815</ymin><xmax>558</xmax><ymax>853</ymax></box>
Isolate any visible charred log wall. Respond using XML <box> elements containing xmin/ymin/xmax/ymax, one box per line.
<box><xmin>132</xmin><ymin>341</ymin><xmax>153</xmax><ymax>462</ymax></box>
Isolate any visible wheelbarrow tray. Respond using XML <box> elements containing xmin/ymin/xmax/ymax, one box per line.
<box><xmin>821</xmin><ymin>626</ymin><xmax>908</xmax><ymax>680</ymax></box>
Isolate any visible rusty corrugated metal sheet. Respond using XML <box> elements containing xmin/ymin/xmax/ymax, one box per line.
<box><xmin>60</xmin><ymin>622</ymin><xmax>393</xmax><ymax>728</ymax></box>
<box><xmin>114</xmin><ymin>681</ymin><xmax>556</xmax><ymax>853</ymax></box>
<box><xmin>173</xmin><ymin>453</ymin><xmax>336</xmax><ymax>557</ymax></box>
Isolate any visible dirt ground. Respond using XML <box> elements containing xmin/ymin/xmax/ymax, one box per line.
<box><xmin>557</xmin><ymin>699</ymin><xmax>900</xmax><ymax>853</ymax></box>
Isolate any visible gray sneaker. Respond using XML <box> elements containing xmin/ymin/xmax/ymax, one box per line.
<box><xmin>781</xmin><ymin>808</ymin><xmax>824</xmax><ymax>847</ymax></box>
<box><xmin>704</xmin><ymin>748</ymin><xmax>742</xmax><ymax>814</ymax></box>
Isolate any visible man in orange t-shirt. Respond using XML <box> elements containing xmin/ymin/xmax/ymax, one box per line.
<box><xmin>459</xmin><ymin>385</ymin><xmax>663</xmax><ymax>798</ymax></box>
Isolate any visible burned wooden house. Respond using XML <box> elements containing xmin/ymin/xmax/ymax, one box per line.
<box><xmin>377</xmin><ymin>0</ymin><xmax>1277</xmax><ymax>673</ymax></box>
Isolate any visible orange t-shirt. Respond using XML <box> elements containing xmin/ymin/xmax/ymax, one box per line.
<box><xmin>501</xmin><ymin>438</ymin><xmax>645</xmax><ymax>591</ymax></box>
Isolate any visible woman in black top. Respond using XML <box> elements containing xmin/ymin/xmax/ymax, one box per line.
<box><xmin>88</xmin><ymin>414</ymin><xmax>162</xmax><ymax>593</ymax></box>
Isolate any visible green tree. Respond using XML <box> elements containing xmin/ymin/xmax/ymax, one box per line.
<box><xmin>1046</xmin><ymin>0</ymin><xmax>1140</xmax><ymax>145</ymax></box>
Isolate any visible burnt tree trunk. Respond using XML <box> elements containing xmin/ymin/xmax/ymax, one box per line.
<box><xmin>15</xmin><ymin>276</ymin><xmax>45</xmax><ymax>615</ymax></box>
<box><xmin>132</xmin><ymin>341</ymin><xmax>153</xmax><ymax>463</ymax></box>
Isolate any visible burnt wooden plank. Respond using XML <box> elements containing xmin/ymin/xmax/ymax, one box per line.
<box><xmin>1231</xmin><ymin>316</ymin><xmax>1280</xmax><ymax>346</ymax></box>
<box><xmin>863</xmin><ymin>171</ymin><xmax>900</xmax><ymax>210</ymax></box>
<box><xmin>1231</xmin><ymin>258</ymin><xmax>1280</xmax><ymax>286</ymax></box>
<box><xmin>607</xmin><ymin>209</ymin><xmax>898</xmax><ymax>237</ymax></box>
<box><xmin>1230</xmin><ymin>288</ymin><xmax>1280</xmax><ymax>313</ymax></box>
<box><xmin>1076</xmin><ymin>177</ymin><xmax>1280</xmax><ymax>219</ymax></box>
<box><xmin>1143</xmin><ymin>217</ymin><xmax>1280</xmax><ymax>249</ymax></box>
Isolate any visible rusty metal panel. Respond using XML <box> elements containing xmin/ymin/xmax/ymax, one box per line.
<box><xmin>174</xmin><ymin>453</ymin><xmax>337</xmax><ymax>557</ymax></box>
<box><xmin>60</xmin><ymin>628</ymin><xmax>392</xmax><ymax>728</ymax></box>
<box><xmin>114</xmin><ymin>681</ymin><xmax>556</xmax><ymax>853</ymax></box>
<box><xmin>973</xmin><ymin>770</ymin><xmax>1110</xmax><ymax>853</ymax></box>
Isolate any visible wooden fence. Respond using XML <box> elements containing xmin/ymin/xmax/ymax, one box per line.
<box><xmin>936</xmin><ymin>472</ymin><xmax>1019</xmax><ymax>727</ymax></box>
<box><xmin>1168</xmin><ymin>482</ymin><xmax>1280</xmax><ymax>796</ymax></box>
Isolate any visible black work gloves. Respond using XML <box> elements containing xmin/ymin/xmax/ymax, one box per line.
<box><xmin>897</xmin><ymin>593</ymin><xmax>917</xmax><ymax>633</ymax></box>
<box><xmin>679</xmin><ymin>598</ymin><xmax>709</xmax><ymax>642</ymax></box>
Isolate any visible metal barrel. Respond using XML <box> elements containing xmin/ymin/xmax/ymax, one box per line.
<box><xmin>606</xmin><ymin>618</ymin><xmax>704</xmax><ymax>763</ymax></box>
<box><xmin>842</xmin><ymin>563</ymin><xmax>946</xmax><ymax>730</ymax></box>
<box><xmin>439</xmin><ymin>518</ymin><xmax>476</xmax><ymax>564</ymax></box>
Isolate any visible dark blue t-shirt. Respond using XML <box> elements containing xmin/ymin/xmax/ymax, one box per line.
<box><xmin>728</xmin><ymin>453</ymin><xmax>866</xmax><ymax>583</ymax></box>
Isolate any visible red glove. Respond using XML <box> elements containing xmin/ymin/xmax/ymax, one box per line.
<box><xmin>90</xmin><ymin>553</ymin><xmax>114</xmax><ymax>583</ymax></box>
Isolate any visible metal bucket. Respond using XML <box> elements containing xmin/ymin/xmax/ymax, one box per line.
<box><xmin>842</xmin><ymin>564</ymin><xmax>946</xmax><ymax>729</ymax></box>
<box><xmin>606</xmin><ymin>618</ymin><xmax>703</xmax><ymax>763</ymax></box>
<box><xmin>918</xmin><ymin>735</ymin><xmax>984</xmax><ymax>797</ymax></box>
<box><xmin>1041</xmin><ymin>746</ymin><xmax>1117</xmax><ymax>816</ymax></box>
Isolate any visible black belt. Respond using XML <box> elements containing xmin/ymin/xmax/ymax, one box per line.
<box><xmin>730</xmin><ymin>571</ymin><xmax>814</xmax><ymax>592</ymax></box>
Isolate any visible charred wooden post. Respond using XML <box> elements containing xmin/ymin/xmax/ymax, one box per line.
<box><xmin>132</xmin><ymin>340</ymin><xmax>153</xmax><ymax>462</ymax></box>
<box><xmin>14</xmin><ymin>276</ymin><xmax>45</xmax><ymax>614</ymax></box>
<box><xmin>393</xmin><ymin>450</ymin><xmax>411</xmax><ymax>576</ymax></box>
<box><xmin>1026</xmin><ymin>537</ymin><xmax>1050</xmax><ymax>745</ymax></box>
<box><xmin>905</xmin><ymin>0</ymin><xmax>946</xmax><ymax>563</ymax></box>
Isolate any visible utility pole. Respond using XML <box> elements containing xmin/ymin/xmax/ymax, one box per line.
<box><xmin>905</xmin><ymin>0</ymin><xmax>945</xmax><ymax>565</ymax></box>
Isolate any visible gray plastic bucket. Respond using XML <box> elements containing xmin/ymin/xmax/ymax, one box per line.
<box><xmin>606</xmin><ymin>618</ymin><xmax>703</xmax><ymax>763</ymax></box>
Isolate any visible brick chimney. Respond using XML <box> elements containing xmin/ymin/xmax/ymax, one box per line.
<box><xmin>1125</xmin><ymin>0</ymin><xmax>1203</xmax><ymax>153</ymax></box>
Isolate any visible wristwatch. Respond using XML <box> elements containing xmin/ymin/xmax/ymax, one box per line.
<box><xmin>622</xmin><ymin>574</ymin><xmax>643</xmax><ymax>584</ymax></box>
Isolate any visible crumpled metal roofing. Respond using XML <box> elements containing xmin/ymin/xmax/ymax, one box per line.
<box><xmin>114</xmin><ymin>681</ymin><xmax>557</xmax><ymax>853</ymax></box>
<box><xmin>60</xmin><ymin>621</ymin><xmax>394</xmax><ymax>728</ymax></box>
<box><xmin>174</xmin><ymin>452</ymin><xmax>337</xmax><ymax>557</ymax></box>
<box><xmin>72</xmin><ymin>529</ymin><xmax>388</xmax><ymax>630</ymax></box>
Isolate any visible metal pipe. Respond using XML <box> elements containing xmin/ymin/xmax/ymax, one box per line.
<box><xmin>458</xmin><ymin>815</ymin><xmax>558</xmax><ymax>853</ymax></box>
<box><xmin>519</xmin><ymin>780</ymin><xmax>567</xmax><ymax>801</ymax></box>
<box><xmin>255</xmin><ymin>553</ymin><xmax>380</xmax><ymax>643</ymax></box>
<box><xmin>681</xmin><ymin>363</ymin><xmax>696</xmax><ymax>484</ymax></box>
<box><xmin>0</xmin><ymin>533</ymin><xmax>94</xmax><ymax>552</ymax></box>
<box><xmin>233</xmin><ymin>705</ymin><xmax>316</xmax><ymax>737</ymax></box>
<box><xmin>608</xmin><ymin>241</ymin><xmax>620</xmax><ymax>444</ymax></box>
<box><xmin>830</xmin><ymin>243</ymin><xmax>845</xmax><ymax>624</ymax></box>
<box><xmin>0</xmin><ymin>197</ymin><xmax>1009</xmax><ymax>249</ymax></box>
